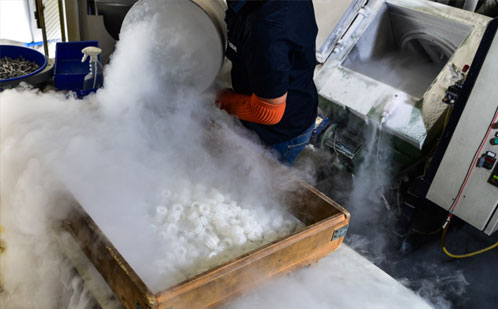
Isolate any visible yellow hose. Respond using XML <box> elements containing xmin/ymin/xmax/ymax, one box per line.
<box><xmin>441</xmin><ymin>222</ymin><xmax>498</xmax><ymax>258</ymax></box>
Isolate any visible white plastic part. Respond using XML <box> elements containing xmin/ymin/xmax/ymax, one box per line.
<box><xmin>81</xmin><ymin>46</ymin><xmax>102</xmax><ymax>63</ymax></box>
<box><xmin>172</xmin><ymin>203</ymin><xmax>184</xmax><ymax>213</ymax></box>
<box><xmin>232</xmin><ymin>233</ymin><xmax>247</xmax><ymax>246</ymax></box>
<box><xmin>165</xmin><ymin>224</ymin><xmax>178</xmax><ymax>234</ymax></box>
<box><xmin>150</xmin><ymin>184</ymin><xmax>307</xmax><ymax>288</ymax></box>
<box><xmin>207</xmin><ymin>251</ymin><xmax>219</xmax><ymax>258</ymax></box>
<box><xmin>155</xmin><ymin>206</ymin><xmax>168</xmax><ymax>222</ymax></box>
<box><xmin>204</xmin><ymin>234</ymin><xmax>220</xmax><ymax>250</ymax></box>
<box><xmin>167</xmin><ymin>211</ymin><xmax>182</xmax><ymax>223</ymax></box>
<box><xmin>247</xmin><ymin>230</ymin><xmax>263</xmax><ymax>242</ymax></box>
<box><xmin>193</xmin><ymin>224</ymin><xmax>205</xmax><ymax>236</ymax></box>
<box><xmin>187</xmin><ymin>210</ymin><xmax>199</xmax><ymax>222</ymax></box>
<box><xmin>221</xmin><ymin>237</ymin><xmax>233</xmax><ymax>248</ymax></box>
<box><xmin>231</xmin><ymin>226</ymin><xmax>245</xmax><ymax>236</ymax></box>
<box><xmin>199</xmin><ymin>203</ymin><xmax>210</xmax><ymax>215</ymax></box>
<box><xmin>174</xmin><ymin>246</ymin><xmax>187</xmax><ymax>258</ymax></box>
<box><xmin>198</xmin><ymin>215</ymin><xmax>209</xmax><ymax>227</ymax></box>
<box><xmin>271</xmin><ymin>217</ymin><xmax>284</xmax><ymax>230</ymax></box>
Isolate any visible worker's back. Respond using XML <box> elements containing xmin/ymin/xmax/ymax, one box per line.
<box><xmin>226</xmin><ymin>0</ymin><xmax>318</xmax><ymax>146</ymax></box>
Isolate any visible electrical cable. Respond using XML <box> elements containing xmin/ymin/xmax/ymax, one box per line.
<box><xmin>449</xmin><ymin>106</ymin><xmax>498</xmax><ymax>213</ymax></box>
<box><xmin>437</xmin><ymin>104</ymin><xmax>498</xmax><ymax>256</ymax></box>
<box><xmin>410</xmin><ymin>226</ymin><xmax>442</xmax><ymax>236</ymax></box>
<box><xmin>440</xmin><ymin>106</ymin><xmax>498</xmax><ymax>230</ymax></box>
<box><xmin>441</xmin><ymin>222</ymin><xmax>498</xmax><ymax>259</ymax></box>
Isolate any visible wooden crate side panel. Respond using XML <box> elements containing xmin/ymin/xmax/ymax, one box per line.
<box><xmin>64</xmin><ymin>208</ymin><xmax>157</xmax><ymax>309</ymax></box>
<box><xmin>208</xmin><ymin>241</ymin><xmax>344</xmax><ymax>309</ymax></box>
<box><xmin>288</xmin><ymin>183</ymin><xmax>350</xmax><ymax>225</ymax></box>
<box><xmin>155</xmin><ymin>217</ymin><xmax>349</xmax><ymax>309</ymax></box>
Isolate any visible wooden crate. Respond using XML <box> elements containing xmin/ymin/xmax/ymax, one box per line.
<box><xmin>64</xmin><ymin>181</ymin><xmax>350</xmax><ymax>309</ymax></box>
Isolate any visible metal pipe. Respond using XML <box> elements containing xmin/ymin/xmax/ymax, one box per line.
<box><xmin>35</xmin><ymin>0</ymin><xmax>49</xmax><ymax>57</ymax></box>
<box><xmin>58</xmin><ymin>0</ymin><xmax>66</xmax><ymax>42</ymax></box>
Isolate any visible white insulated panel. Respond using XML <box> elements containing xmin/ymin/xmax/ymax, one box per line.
<box><xmin>427</xmin><ymin>32</ymin><xmax>498</xmax><ymax>233</ymax></box>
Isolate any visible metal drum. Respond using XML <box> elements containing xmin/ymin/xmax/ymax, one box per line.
<box><xmin>120</xmin><ymin>0</ymin><xmax>227</xmax><ymax>92</ymax></box>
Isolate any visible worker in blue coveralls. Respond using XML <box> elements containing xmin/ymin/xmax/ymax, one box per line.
<box><xmin>215</xmin><ymin>0</ymin><xmax>319</xmax><ymax>166</ymax></box>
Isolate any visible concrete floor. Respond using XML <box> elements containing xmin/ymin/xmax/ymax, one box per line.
<box><xmin>297</xmin><ymin>148</ymin><xmax>498</xmax><ymax>308</ymax></box>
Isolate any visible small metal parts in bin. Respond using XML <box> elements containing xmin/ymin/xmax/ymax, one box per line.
<box><xmin>0</xmin><ymin>56</ymin><xmax>40</xmax><ymax>80</ymax></box>
<box><xmin>0</xmin><ymin>45</ymin><xmax>48</xmax><ymax>89</ymax></box>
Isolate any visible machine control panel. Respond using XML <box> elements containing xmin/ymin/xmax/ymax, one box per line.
<box><xmin>478</xmin><ymin>151</ymin><xmax>496</xmax><ymax>170</ymax></box>
<box><xmin>489</xmin><ymin>163</ymin><xmax>498</xmax><ymax>187</ymax></box>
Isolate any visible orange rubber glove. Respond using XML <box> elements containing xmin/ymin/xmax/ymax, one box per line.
<box><xmin>215</xmin><ymin>90</ymin><xmax>286</xmax><ymax>125</ymax></box>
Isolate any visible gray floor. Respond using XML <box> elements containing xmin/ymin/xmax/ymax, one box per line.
<box><xmin>295</xmin><ymin>148</ymin><xmax>498</xmax><ymax>309</ymax></box>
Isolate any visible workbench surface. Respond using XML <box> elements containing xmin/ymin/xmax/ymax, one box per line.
<box><xmin>225</xmin><ymin>244</ymin><xmax>432</xmax><ymax>309</ymax></box>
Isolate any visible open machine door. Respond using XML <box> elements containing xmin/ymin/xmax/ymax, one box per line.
<box><xmin>314</xmin><ymin>0</ymin><xmax>367</xmax><ymax>63</ymax></box>
<box><xmin>313</xmin><ymin>0</ymin><xmax>491</xmax><ymax>150</ymax></box>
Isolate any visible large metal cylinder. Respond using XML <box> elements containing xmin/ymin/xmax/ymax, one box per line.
<box><xmin>121</xmin><ymin>0</ymin><xmax>227</xmax><ymax>92</ymax></box>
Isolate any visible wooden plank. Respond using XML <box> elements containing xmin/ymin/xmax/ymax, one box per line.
<box><xmin>56</xmin><ymin>229</ymin><xmax>123</xmax><ymax>309</ymax></box>
<box><xmin>289</xmin><ymin>181</ymin><xmax>350</xmax><ymax>224</ymax></box>
<box><xmin>64</xmin><ymin>203</ymin><xmax>157</xmax><ymax>309</ymax></box>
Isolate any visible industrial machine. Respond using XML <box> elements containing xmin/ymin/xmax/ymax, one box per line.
<box><xmin>420</xmin><ymin>18</ymin><xmax>498</xmax><ymax>235</ymax></box>
<box><xmin>313</xmin><ymin>0</ymin><xmax>490</xmax><ymax>150</ymax></box>
<box><xmin>312</xmin><ymin>0</ymin><xmax>498</xmax><ymax>237</ymax></box>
